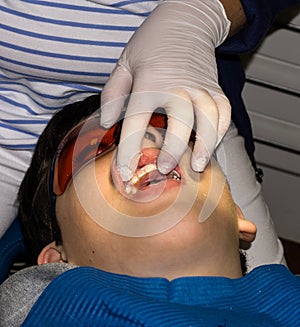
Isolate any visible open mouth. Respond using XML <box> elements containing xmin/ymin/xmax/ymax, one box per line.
<box><xmin>110</xmin><ymin>147</ymin><xmax>182</xmax><ymax>201</ymax></box>
<box><xmin>124</xmin><ymin>162</ymin><xmax>181</xmax><ymax>195</ymax></box>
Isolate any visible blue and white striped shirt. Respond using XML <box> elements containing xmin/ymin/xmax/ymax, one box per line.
<box><xmin>0</xmin><ymin>0</ymin><xmax>158</xmax><ymax>149</ymax></box>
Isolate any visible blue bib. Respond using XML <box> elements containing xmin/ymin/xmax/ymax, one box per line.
<box><xmin>23</xmin><ymin>264</ymin><xmax>300</xmax><ymax>326</ymax></box>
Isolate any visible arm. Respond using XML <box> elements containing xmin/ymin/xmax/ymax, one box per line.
<box><xmin>220</xmin><ymin>0</ymin><xmax>247</xmax><ymax>37</ymax></box>
<box><xmin>219</xmin><ymin>0</ymin><xmax>300</xmax><ymax>53</ymax></box>
<box><xmin>100</xmin><ymin>0</ymin><xmax>232</xmax><ymax>181</ymax></box>
<box><xmin>102</xmin><ymin>0</ymin><xmax>286</xmax><ymax>181</ymax></box>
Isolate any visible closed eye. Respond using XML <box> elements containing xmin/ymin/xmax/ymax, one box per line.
<box><xmin>144</xmin><ymin>131</ymin><xmax>156</xmax><ymax>143</ymax></box>
<box><xmin>143</xmin><ymin>126</ymin><xmax>165</xmax><ymax>148</ymax></box>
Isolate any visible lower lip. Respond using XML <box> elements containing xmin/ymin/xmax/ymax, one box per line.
<box><xmin>111</xmin><ymin>160</ymin><xmax>181</xmax><ymax>203</ymax></box>
<box><xmin>126</xmin><ymin>178</ymin><xmax>181</xmax><ymax>203</ymax></box>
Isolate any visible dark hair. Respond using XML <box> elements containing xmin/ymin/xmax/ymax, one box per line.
<box><xmin>240</xmin><ymin>251</ymin><xmax>248</xmax><ymax>275</ymax></box>
<box><xmin>18</xmin><ymin>94</ymin><xmax>100</xmax><ymax>263</ymax></box>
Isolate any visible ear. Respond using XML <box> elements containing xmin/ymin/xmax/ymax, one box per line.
<box><xmin>236</xmin><ymin>206</ymin><xmax>257</xmax><ymax>243</ymax></box>
<box><xmin>37</xmin><ymin>241</ymin><xmax>67</xmax><ymax>265</ymax></box>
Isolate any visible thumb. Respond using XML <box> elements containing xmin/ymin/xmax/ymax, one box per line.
<box><xmin>100</xmin><ymin>64</ymin><xmax>133</xmax><ymax>128</ymax></box>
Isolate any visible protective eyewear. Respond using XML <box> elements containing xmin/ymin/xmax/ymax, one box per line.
<box><xmin>50</xmin><ymin>112</ymin><xmax>168</xmax><ymax>197</ymax></box>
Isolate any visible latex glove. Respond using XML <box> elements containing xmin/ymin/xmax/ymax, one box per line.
<box><xmin>100</xmin><ymin>0</ymin><xmax>231</xmax><ymax>181</ymax></box>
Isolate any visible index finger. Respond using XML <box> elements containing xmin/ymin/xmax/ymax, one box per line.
<box><xmin>116</xmin><ymin>92</ymin><xmax>160</xmax><ymax>181</ymax></box>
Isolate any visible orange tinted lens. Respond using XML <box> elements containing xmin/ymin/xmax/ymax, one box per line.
<box><xmin>53</xmin><ymin>117</ymin><xmax>120</xmax><ymax>195</ymax></box>
<box><xmin>149</xmin><ymin>112</ymin><xmax>167</xmax><ymax>129</ymax></box>
<box><xmin>53</xmin><ymin>112</ymin><xmax>167</xmax><ymax>195</ymax></box>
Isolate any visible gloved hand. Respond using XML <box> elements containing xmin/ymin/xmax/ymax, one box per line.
<box><xmin>100</xmin><ymin>0</ymin><xmax>231</xmax><ymax>181</ymax></box>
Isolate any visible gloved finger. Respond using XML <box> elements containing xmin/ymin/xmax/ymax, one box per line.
<box><xmin>116</xmin><ymin>92</ymin><xmax>158</xmax><ymax>181</ymax></box>
<box><xmin>212</xmin><ymin>95</ymin><xmax>231</xmax><ymax>145</ymax></box>
<box><xmin>157</xmin><ymin>91</ymin><xmax>194</xmax><ymax>174</ymax></box>
<box><xmin>100</xmin><ymin>64</ymin><xmax>133</xmax><ymax>128</ymax></box>
<box><xmin>190</xmin><ymin>90</ymin><xmax>219</xmax><ymax>172</ymax></box>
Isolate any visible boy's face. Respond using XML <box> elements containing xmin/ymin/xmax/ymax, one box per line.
<box><xmin>45</xmin><ymin>124</ymin><xmax>256</xmax><ymax>280</ymax></box>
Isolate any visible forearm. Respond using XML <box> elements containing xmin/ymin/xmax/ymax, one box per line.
<box><xmin>219</xmin><ymin>0</ymin><xmax>247</xmax><ymax>37</ymax></box>
<box><xmin>218</xmin><ymin>0</ymin><xmax>300</xmax><ymax>54</ymax></box>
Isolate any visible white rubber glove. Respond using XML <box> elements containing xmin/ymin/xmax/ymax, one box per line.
<box><xmin>100</xmin><ymin>0</ymin><xmax>231</xmax><ymax>181</ymax></box>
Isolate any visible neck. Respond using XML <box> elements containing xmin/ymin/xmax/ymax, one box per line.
<box><xmin>103</xmin><ymin>245</ymin><xmax>244</xmax><ymax>281</ymax></box>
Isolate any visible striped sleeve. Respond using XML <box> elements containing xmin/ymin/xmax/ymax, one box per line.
<box><xmin>0</xmin><ymin>0</ymin><xmax>158</xmax><ymax>149</ymax></box>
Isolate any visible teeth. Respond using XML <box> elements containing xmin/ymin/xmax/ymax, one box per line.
<box><xmin>129</xmin><ymin>163</ymin><xmax>158</xmax><ymax>187</ymax></box>
<box><xmin>130</xmin><ymin>175</ymin><xmax>140</xmax><ymax>185</ymax></box>
<box><xmin>168</xmin><ymin>170</ymin><xmax>181</xmax><ymax>181</ymax></box>
<box><xmin>125</xmin><ymin>184</ymin><xmax>138</xmax><ymax>195</ymax></box>
<box><xmin>124</xmin><ymin>163</ymin><xmax>181</xmax><ymax>195</ymax></box>
<box><xmin>144</xmin><ymin>163</ymin><xmax>157</xmax><ymax>174</ymax></box>
<box><xmin>124</xmin><ymin>163</ymin><xmax>158</xmax><ymax>195</ymax></box>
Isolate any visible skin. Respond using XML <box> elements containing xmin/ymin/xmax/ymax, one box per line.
<box><xmin>220</xmin><ymin>0</ymin><xmax>247</xmax><ymax>37</ymax></box>
<box><xmin>38</xmin><ymin>127</ymin><xmax>256</xmax><ymax>280</ymax></box>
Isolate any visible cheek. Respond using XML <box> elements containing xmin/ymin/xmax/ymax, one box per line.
<box><xmin>207</xmin><ymin>187</ymin><xmax>239</xmax><ymax>240</ymax></box>
<box><xmin>56</xmin><ymin>188</ymin><xmax>111</xmax><ymax>265</ymax></box>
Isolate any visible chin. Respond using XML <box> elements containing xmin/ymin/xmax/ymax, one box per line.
<box><xmin>117</xmin><ymin>182</ymin><xmax>182</xmax><ymax>217</ymax></box>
